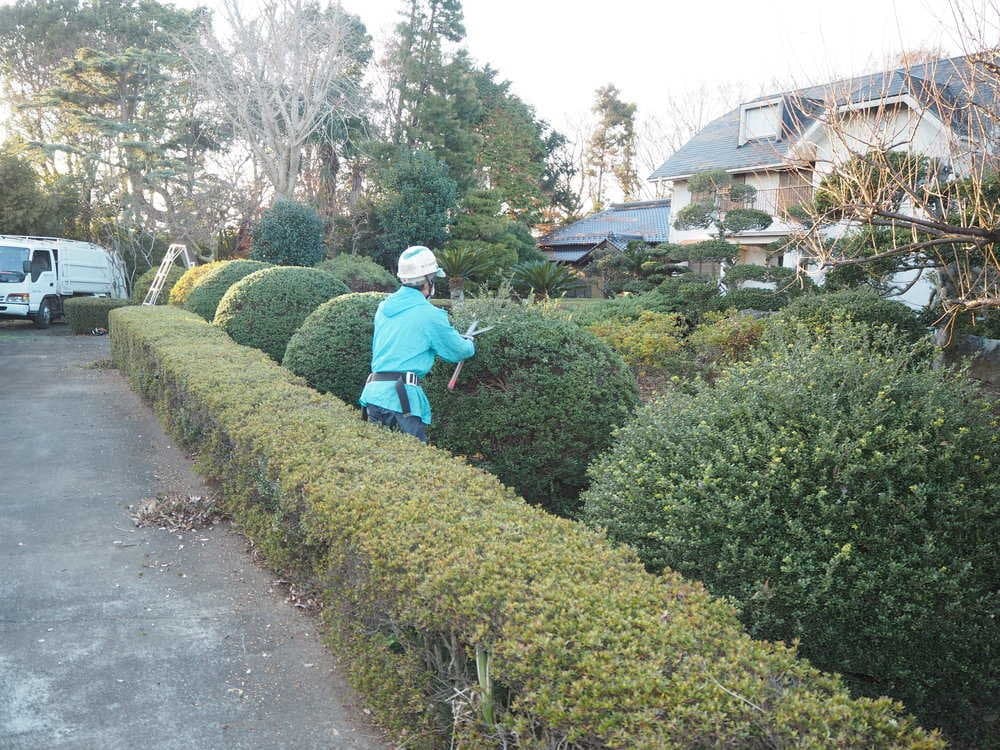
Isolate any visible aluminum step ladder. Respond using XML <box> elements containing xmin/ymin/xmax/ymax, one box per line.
<box><xmin>143</xmin><ymin>243</ymin><xmax>194</xmax><ymax>305</ymax></box>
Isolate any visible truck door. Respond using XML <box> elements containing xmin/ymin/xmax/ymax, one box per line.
<box><xmin>30</xmin><ymin>249</ymin><xmax>56</xmax><ymax>303</ymax></box>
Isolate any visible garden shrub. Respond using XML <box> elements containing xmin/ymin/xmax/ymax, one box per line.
<box><xmin>283</xmin><ymin>293</ymin><xmax>384</xmax><ymax>400</ymax></box>
<box><xmin>130</xmin><ymin>265</ymin><xmax>184</xmax><ymax>305</ymax></box>
<box><xmin>214</xmin><ymin>266</ymin><xmax>348</xmax><ymax>362</ymax></box>
<box><xmin>109</xmin><ymin>304</ymin><xmax>942</xmax><ymax>750</ymax></box>
<box><xmin>587</xmin><ymin>310</ymin><xmax>685</xmax><ymax>369</ymax></box>
<box><xmin>182</xmin><ymin>259</ymin><xmax>270</xmax><ymax>321</ymax></box>
<box><xmin>567</xmin><ymin>274</ymin><xmax>722</xmax><ymax>327</ymax></box>
<box><xmin>283</xmin><ymin>294</ymin><xmax>639</xmax><ymax>514</ymax></box>
<box><xmin>251</xmin><ymin>199</ymin><xmax>326</xmax><ymax>266</ymax></box>
<box><xmin>316</xmin><ymin>254</ymin><xmax>398</xmax><ymax>292</ymax></box>
<box><xmin>168</xmin><ymin>261</ymin><xmax>227</xmax><ymax>306</ymax></box>
<box><xmin>686</xmin><ymin>310</ymin><xmax>766</xmax><ymax>368</ymax></box>
<box><xmin>720</xmin><ymin>286</ymin><xmax>789</xmax><ymax>311</ymax></box>
<box><xmin>776</xmin><ymin>288</ymin><xmax>925</xmax><ymax>340</ymax></box>
<box><xmin>581</xmin><ymin>322</ymin><xmax>999</xmax><ymax>747</ymax></box>
<box><xmin>64</xmin><ymin>296</ymin><xmax>130</xmax><ymax>333</ymax></box>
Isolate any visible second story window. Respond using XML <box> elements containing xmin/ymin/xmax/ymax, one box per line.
<box><xmin>739</xmin><ymin>98</ymin><xmax>783</xmax><ymax>145</ymax></box>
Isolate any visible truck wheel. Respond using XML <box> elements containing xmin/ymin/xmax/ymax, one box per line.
<box><xmin>33</xmin><ymin>299</ymin><xmax>52</xmax><ymax>329</ymax></box>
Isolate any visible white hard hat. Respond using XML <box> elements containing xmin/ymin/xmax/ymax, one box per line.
<box><xmin>397</xmin><ymin>245</ymin><xmax>445</xmax><ymax>282</ymax></box>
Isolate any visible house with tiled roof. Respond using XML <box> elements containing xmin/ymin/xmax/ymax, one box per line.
<box><xmin>538</xmin><ymin>199</ymin><xmax>671</xmax><ymax>265</ymax></box>
<box><xmin>648</xmin><ymin>54</ymin><xmax>993</xmax><ymax>307</ymax></box>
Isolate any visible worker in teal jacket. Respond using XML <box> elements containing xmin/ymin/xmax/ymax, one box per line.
<box><xmin>359</xmin><ymin>246</ymin><xmax>475</xmax><ymax>442</ymax></box>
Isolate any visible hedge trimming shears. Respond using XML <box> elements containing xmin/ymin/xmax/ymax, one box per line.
<box><xmin>448</xmin><ymin>319</ymin><xmax>494</xmax><ymax>391</ymax></box>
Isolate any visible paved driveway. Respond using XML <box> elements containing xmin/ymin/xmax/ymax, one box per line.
<box><xmin>0</xmin><ymin>322</ymin><xmax>388</xmax><ymax>750</ymax></box>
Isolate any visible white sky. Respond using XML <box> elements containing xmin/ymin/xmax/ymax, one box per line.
<box><xmin>1</xmin><ymin>0</ymin><xmax>986</xmax><ymax>187</ymax></box>
<box><xmin>336</xmin><ymin>0</ymin><xmax>970</xmax><ymax>130</ymax></box>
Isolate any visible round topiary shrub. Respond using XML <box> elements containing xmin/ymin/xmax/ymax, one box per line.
<box><xmin>130</xmin><ymin>265</ymin><xmax>185</xmax><ymax>305</ymax></box>
<box><xmin>214</xmin><ymin>266</ymin><xmax>348</xmax><ymax>362</ymax></box>
<box><xmin>284</xmin><ymin>292</ymin><xmax>385</xmax><ymax>398</ymax></box>
<box><xmin>776</xmin><ymin>288</ymin><xmax>925</xmax><ymax>340</ymax></box>
<box><xmin>316</xmin><ymin>255</ymin><xmax>398</xmax><ymax>292</ymax></box>
<box><xmin>183</xmin><ymin>260</ymin><xmax>271</xmax><ymax>321</ymax></box>
<box><xmin>169</xmin><ymin>261</ymin><xmax>227</xmax><ymax>306</ymax></box>
<box><xmin>581</xmin><ymin>322</ymin><xmax>999</xmax><ymax>747</ymax></box>
<box><xmin>250</xmin><ymin>199</ymin><xmax>325</xmax><ymax>266</ymax></box>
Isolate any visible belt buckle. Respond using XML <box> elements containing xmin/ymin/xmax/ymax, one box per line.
<box><xmin>405</xmin><ymin>372</ymin><xmax>418</xmax><ymax>386</ymax></box>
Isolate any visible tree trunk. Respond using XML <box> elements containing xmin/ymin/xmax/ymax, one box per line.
<box><xmin>449</xmin><ymin>276</ymin><xmax>465</xmax><ymax>302</ymax></box>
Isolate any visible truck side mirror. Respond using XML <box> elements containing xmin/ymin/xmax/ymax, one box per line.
<box><xmin>22</xmin><ymin>260</ymin><xmax>31</xmax><ymax>274</ymax></box>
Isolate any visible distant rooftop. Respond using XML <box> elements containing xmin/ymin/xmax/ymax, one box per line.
<box><xmin>649</xmin><ymin>54</ymin><xmax>996</xmax><ymax>181</ymax></box>
<box><xmin>540</xmin><ymin>199</ymin><xmax>671</xmax><ymax>248</ymax></box>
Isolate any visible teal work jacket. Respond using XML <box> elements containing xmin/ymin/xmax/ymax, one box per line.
<box><xmin>359</xmin><ymin>286</ymin><xmax>474</xmax><ymax>425</ymax></box>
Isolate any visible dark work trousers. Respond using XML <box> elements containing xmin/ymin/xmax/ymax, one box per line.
<box><xmin>365</xmin><ymin>404</ymin><xmax>429</xmax><ymax>443</ymax></box>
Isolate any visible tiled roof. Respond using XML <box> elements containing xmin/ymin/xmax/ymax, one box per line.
<box><xmin>539</xmin><ymin>199</ymin><xmax>671</xmax><ymax>248</ymax></box>
<box><xmin>648</xmin><ymin>54</ymin><xmax>996</xmax><ymax>181</ymax></box>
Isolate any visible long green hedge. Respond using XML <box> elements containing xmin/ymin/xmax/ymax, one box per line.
<box><xmin>109</xmin><ymin>304</ymin><xmax>941</xmax><ymax>750</ymax></box>
<box><xmin>64</xmin><ymin>296</ymin><xmax>131</xmax><ymax>333</ymax></box>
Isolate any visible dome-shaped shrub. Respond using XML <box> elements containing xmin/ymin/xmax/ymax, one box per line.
<box><xmin>169</xmin><ymin>261</ymin><xmax>227</xmax><ymax>306</ymax></box>
<box><xmin>776</xmin><ymin>288</ymin><xmax>924</xmax><ymax>340</ymax></box>
<box><xmin>285</xmin><ymin>294</ymin><xmax>639</xmax><ymax>514</ymax></box>
<box><xmin>284</xmin><ymin>292</ymin><xmax>385</xmax><ymax>398</ymax></box>
<box><xmin>429</xmin><ymin>300</ymin><xmax>638</xmax><ymax>513</ymax></box>
<box><xmin>215</xmin><ymin>266</ymin><xmax>348</xmax><ymax>362</ymax></box>
<box><xmin>581</xmin><ymin>322</ymin><xmax>999</xmax><ymax>747</ymax></box>
<box><xmin>183</xmin><ymin>260</ymin><xmax>271</xmax><ymax>321</ymax></box>
<box><xmin>250</xmin><ymin>199</ymin><xmax>325</xmax><ymax>266</ymax></box>
<box><xmin>316</xmin><ymin>255</ymin><xmax>398</xmax><ymax>292</ymax></box>
<box><xmin>130</xmin><ymin>265</ymin><xmax>185</xmax><ymax>305</ymax></box>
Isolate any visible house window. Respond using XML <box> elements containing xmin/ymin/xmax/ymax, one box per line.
<box><xmin>739</xmin><ymin>98</ymin><xmax>783</xmax><ymax>145</ymax></box>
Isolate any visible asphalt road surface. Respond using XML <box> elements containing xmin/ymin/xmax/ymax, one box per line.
<box><xmin>0</xmin><ymin>321</ymin><xmax>389</xmax><ymax>750</ymax></box>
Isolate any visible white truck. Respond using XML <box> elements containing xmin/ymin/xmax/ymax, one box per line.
<box><xmin>0</xmin><ymin>235</ymin><xmax>127</xmax><ymax>328</ymax></box>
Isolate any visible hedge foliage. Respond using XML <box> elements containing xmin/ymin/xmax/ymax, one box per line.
<box><xmin>316</xmin><ymin>254</ymin><xmax>399</xmax><ymax>292</ymax></box>
<box><xmin>251</xmin><ymin>199</ymin><xmax>326</xmax><ymax>266</ymax></box>
<box><xmin>776</xmin><ymin>288</ymin><xmax>925</xmax><ymax>340</ymax></box>
<box><xmin>566</xmin><ymin>275</ymin><xmax>722</xmax><ymax>327</ymax></box>
<box><xmin>109</xmin><ymin>304</ymin><xmax>942</xmax><ymax>750</ymax></box>
<box><xmin>283</xmin><ymin>293</ymin><xmax>384</xmax><ymax>400</ymax></box>
<box><xmin>130</xmin><ymin>265</ymin><xmax>185</xmax><ymax>305</ymax></box>
<box><xmin>182</xmin><ymin>259</ymin><xmax>270</xmax><ymax>321</ymax></box>
<box><xmin>214</xmin><ymin>266</ymin><xmax>348</xmax><ymax>362</ymax></box>
<box><xmin>64</xmin><ymin>296</ymin><xmax>131</xmax><ymax>333</ymax></box>
<box><xmin>168</xmin><ymin>261</ymin><xmax>227</xmax><ymax>306</ymax></box>
<box><xmin>285</xmin><ymin>294</ymin><xmax>639</xmax><ymax>514</ymax></box>
<box><xmin>581</xmin><ymin>323</ymin><xmax>998</xmax><ymax>747</ymax></box>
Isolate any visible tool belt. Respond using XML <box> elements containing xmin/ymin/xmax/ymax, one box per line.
<box><xmin>366</xmin><ymin>371</ymin><xmax>420</xmax><ymax>416</ymax></box>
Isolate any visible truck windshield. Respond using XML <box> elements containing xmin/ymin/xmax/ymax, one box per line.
<box><xmin>0</xmin><ymin>246</ymin><xmax>28</xmax><ymax>283</ymax></box>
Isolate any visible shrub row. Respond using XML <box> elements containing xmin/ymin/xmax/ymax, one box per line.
<box><xmin>169</xmin><ymin>260</ymin><xmax>228</xmax><ymax>306</ymax></box>
<box><xmin>214</xmin><ymin>266</ymin><xmax>348</xmax><ymax>362</ymax></box>
<box><xmin>109</xmin><ymin>304</ymin><xmax>941</xmax><ymax>750</ymax></box>
<box><xmin>183</xmin><ymin>259</ymin><xmax>270</xmax><ymax>320</ymax></box>
<box><xmin>64</xmin><ymin>296</ymin><xmax>130</xmax><ymax>333</ymax></box>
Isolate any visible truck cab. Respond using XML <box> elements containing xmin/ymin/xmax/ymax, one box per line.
<box><xmin>0</xmin><ymin>236</ymin><xmax>126</xmax><ymax>328</ymax></box>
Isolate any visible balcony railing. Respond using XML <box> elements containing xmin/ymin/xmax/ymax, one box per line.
<box><xmin>718</xmin><ymin>185</ymin><xmax>813</xmax><ymax>220</ymax></box>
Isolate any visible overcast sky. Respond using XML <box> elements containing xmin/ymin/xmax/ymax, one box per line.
<box><xmin>338</xmin><ymin>0</ymin><xmax>973</xmax><ymax>129</ymax></box>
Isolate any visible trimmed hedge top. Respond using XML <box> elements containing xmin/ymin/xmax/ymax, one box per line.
<box><xmin>169</xmin><ymin>261</ymin><xmax>228</xmax><ymax>306</ymax></box>
<box><xmin>182</xmin><ymin>259</ymin><xmax>271</xmax><ymax>320</ymax></box>
<box><xmin>109</xmin><ymin>304</ymin><xmax>941</xmax><ymax>749</ymax></box>
<box><xmin>214</xmin><ymin>266</ymin><xmax>349</xmax><ymax>362</ymax></box>
<box><xmin>64</xmin><ymin>296</ymin><xmax>130</xmax><ymax>334</ymax></box>
<box><xmin>316</xmin><ymin>255</ymin><xmax>399</xmax><ymax>292</ymax></box>
<box><xmin>283</xmin><ymin>292</ymin><xmax>385</xmax><ymax>399</ymax></box>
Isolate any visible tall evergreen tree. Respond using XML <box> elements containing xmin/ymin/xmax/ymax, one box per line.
<box><xmin>586</xmin><ymin>84</ymin><xmax>639</xmax><ymax>208</ymax></box>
